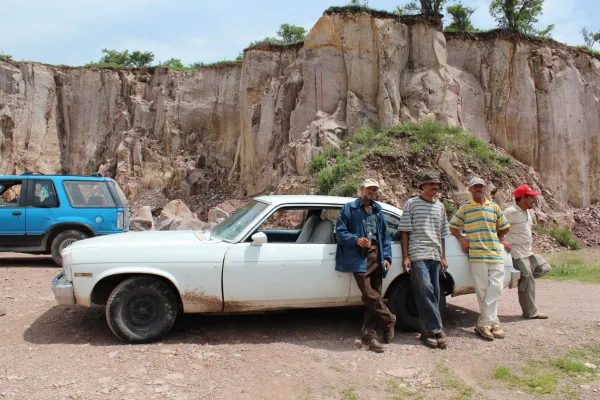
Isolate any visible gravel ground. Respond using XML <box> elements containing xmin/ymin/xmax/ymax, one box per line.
<box><xmin>1</xmin><ymin>253</ymin><xmax>599</xmax><ymax>400</ymax></box>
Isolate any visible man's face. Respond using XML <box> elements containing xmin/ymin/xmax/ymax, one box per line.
<box><xmin>421</xmin><ymin>182</ymin><xmax>440</xmax><ymax>197</ymax></box>
<box><xmin>469</xmin><ymin>184</ymin><xmax>486</xmax><ymax>200</ymax></box>
<box><xmin>523</xmin><ymin>195</ymin><xmax>537</xmax><ymax>209</ymax></box>
<box><xmin>361</xmin><ymin>186</ymin><xmax>379</xmax><ymax>202</ymax></box>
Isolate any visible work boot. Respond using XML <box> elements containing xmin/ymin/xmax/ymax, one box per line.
<box><xmin>529</xmin><ymin>313</ymin><xmax>548</xmax><ymax>319</ymax></box>
<box><xmin>435</xmin><ymin>330</ymin><xmax>448</xmax><ymax>349</ymax></box>
<box><xmin>419</xmin><ymin>333</ymin><xmax>438</xmax><ymax>348</ymax></box>
<box><xmin>491</xmin><ymin>325</ymin><xmax>506</xmax><ymax>339</ymax></box>
<box><xmin>362</xmin><ymin>338</ymin><xmax>385</xmax><ymax>353</ymax></box>
<box><xmin>474</xmin><ymin>326</ymin><xmax>494</xmax><ymax>341</ymax></box>
<box><xmin>383</xmin><ymin>315</ymin><xmax>396</xmax><ymax>344</ymax></box>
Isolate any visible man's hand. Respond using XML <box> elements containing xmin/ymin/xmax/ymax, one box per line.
<box><xmin>459</xmin><ymin>237</ymin><xmax>469</xmax><ymax>254</ymax></box>
<box><xmin>357</xmin><ymin>238</ymin><xmax>371</xmax><ymax>248</ymax></box>
<box><xmin>502</xmin><ymin>240</ymin><xmax>512</xmax><ymax>253</ymax></box>
<box><xmin>402</xmin><ymin>257</ymin><xmax>411</xmax><ymax>273</ymax></box>
<box><xmin>440</xmin><ymin>257</ymin><xmax>448</xmax><ymax>273</ymax></box>
<box><xmin>384</xmin><ymin>259</ymin><xmax>391</xmax><ymax>272</ymax></box>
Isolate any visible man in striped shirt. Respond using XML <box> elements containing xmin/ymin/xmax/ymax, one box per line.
<box><xmin>399</xmin><ymin>172</ymin><xmax>450</xmax><ymax>349</ymax></box>
<box><xmin>449</xmin><ymin>177</ymin><xmax>511</xmax><ymax>341</ymax></box>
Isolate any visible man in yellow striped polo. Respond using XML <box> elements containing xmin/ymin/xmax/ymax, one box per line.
<box><xmin>448</xmin><ymin>177</ymin><xmax>511</xmax><ymax>340</ymax></box>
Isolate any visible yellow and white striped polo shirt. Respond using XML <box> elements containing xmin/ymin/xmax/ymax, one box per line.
<box><xmin>448</xmin><ymin>199</ymin><xmax>510</xmax><ymax>263</ymax></box>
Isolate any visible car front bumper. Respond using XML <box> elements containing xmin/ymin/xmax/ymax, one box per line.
<box><xmin>51</xmin><ymin>272</ymin><xmax>76</xmax><ymax>305</ymax></box>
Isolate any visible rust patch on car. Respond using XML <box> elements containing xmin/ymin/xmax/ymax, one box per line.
<box><xmin>182</xmin><ymin>292</ymin><xmax>223</xmax><ymax>313</ymax></box>
<box><xmin>452</xmin><ymin>286</ymin><xmax>476</xmax><ymax>296</ymax></box>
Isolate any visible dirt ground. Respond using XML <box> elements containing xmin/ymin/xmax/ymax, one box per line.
<box><xmin>1</xmin><ymin>253</ymin><xmax>599</xmax><ymax>400</ymax></box>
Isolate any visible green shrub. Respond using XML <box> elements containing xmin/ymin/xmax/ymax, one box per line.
<box><xmin>534</xmin><ymin>225</ymin><xmax>581</xmax><ymax>250</ymax></box>
<box><xmin>352</xmin><ymin>128</ymin><xmax>377</xmax><ymax>146</ymax></box>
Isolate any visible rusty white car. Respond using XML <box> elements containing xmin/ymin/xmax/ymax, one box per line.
<box><xmin>51</xmin><ymin>195</ymin><xmax>520</xmax><ymax>343</ymax></box>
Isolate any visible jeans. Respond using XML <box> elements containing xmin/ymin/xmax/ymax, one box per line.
<box><xmin>410</xmin><ymin>259</ymin><xmax>443</xmax><ymax>334</ymax></box>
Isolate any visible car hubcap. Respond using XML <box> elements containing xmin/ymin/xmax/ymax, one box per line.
<box><xmin>60</xmin><ymin>239</ymin><xmax>77</xmax><ymax>255</ymax></box>
<box><xmin>125</xmin><ymin>296</ymin><xmax>160</xmax><ymax>330</ymax></box>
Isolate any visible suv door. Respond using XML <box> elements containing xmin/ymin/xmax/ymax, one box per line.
<box><xmin>24</xmin><ymin>179</ymin><xmax>60</xmax><ymax>247</ymax></box>
<box><xmin>0</xmin><ymin>179</ymin><xmax>28</xmax><ymax>248</ymax></box>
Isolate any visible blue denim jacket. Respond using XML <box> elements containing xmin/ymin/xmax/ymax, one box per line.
<box><xmin>335</xmin><ymin>199</ymin><xmax>392</xmax><ymax>278</ymax></box>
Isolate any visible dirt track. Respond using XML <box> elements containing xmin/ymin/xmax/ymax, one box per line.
<box><xmin>1</xmin><ymin>254</ymin><xmax>599</xmax><ymax>400</ymax></box>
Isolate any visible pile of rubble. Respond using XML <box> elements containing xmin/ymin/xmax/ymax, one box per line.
<box><xmin>129</xmin><ymin>199</ymin><xmax>246</xmax><ymax>232</ymax></box>
<box><xmin>573</xmin><ymin>203</ymin><xmax>600</xmax><ymax>248</ymax></box>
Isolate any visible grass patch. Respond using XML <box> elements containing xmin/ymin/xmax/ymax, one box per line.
<box><xmin>385</xmin><ymin>379</ymin><xmax>424</xmax><ymax>399</ymax></box>
<box><xmin>435</xmin><ymin>362</ymin><xmax>474</xmax><ymax>399</ymax></box>
<box><xmin>534</xmin><ymin>225</ymin><xmax>581</xmax><ymax>249</ymax></box>
<box><xmin>85</xmin><ymin>62</ymin><xmax>126</xmax><ymax>68</ymax></box>
<box><xmin>494</xmin><ymin>347</ymin><xmax>598</xmax><ymax>396</ymax></box>
<box><xmin>190</xmin><ymin>60</ymin><xmax>243</xmax><ymax>69</ymax></box>
<box><xmin>340</xmin><ymin>386</ymin><xmax>360</xmax><ymax>400</ymax></box>
<box><xmin>443</xmin><ymin>198</ymin><xmax>455</xmax><ymax>216</ymax></box>
<box><xmin>0</xmin><ymin>53</ymin><xmax>12</xmax><ymax>61</ymax></box>
<box><xmin>544</xmin><ymin>259</ymin><xmax>600</xmax><ymax>284</ymax></box>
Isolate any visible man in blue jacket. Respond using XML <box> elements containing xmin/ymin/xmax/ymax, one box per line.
<box><xmin>336</xmin><ymin>179</ymin><xmax>395</xmax><ymax>353</ymax></box>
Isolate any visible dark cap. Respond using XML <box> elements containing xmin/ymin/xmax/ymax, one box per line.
<box><xmin>420</xmin><ymin>172</ymin><xmax>441</xmax><ymax>187</ymax></box>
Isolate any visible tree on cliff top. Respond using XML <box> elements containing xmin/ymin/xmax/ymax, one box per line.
<box><xmin>158</xmin><ymin>58</ymin><xmax>184</xmax><ymax>68</ymax></box>
<box><xmin>88</xmin><ymin>48</ymin><xmax>155</xmax><ymax>68</ymax></box>
<box><xmin>394</xmin><ymin>0</ymin><xmax>447</xmax><ymax>15</ymax></box>
<box><xmin>582</xmin><ymin>28</ymin><xmax>600</xmax><ymax>50</ymax></box>
<box><xmin>444</xmin><ymin>2</ymin><xmax>476</xmax><ymax>33</ymax></box>
<box><xmin>276</xmin><ymin>24</ymin><xmax>306</xmax><ymax>44</ymax></box>
<box><xmin>489</xmin><ymin>0</ymin><xmax>554</xmax><ymax>38</ymax></box>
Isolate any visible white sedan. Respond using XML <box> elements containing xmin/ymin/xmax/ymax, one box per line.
<box><xmin>51</xmin><ymin>195</ymin><xmax>520</xmax><ymax>343</ymax></box>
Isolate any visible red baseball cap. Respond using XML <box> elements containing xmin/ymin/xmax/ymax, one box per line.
<box><xmin>514</xmin><ymin>184</ymin><xmax>540</xmax><ymax>198</ymax></box>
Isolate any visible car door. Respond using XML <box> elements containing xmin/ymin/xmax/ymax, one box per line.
<box><xmin>0</xmin><ymin>179</ymin><xmax>28</xmax><ymax>248</ymax></box>
<box><xmin>23</xmin><ymin>179</ymin><xmax>61</xmax><ymax>246</ymax></box>
<box><xmin>347</xmin><ymin>210</ymin><xmax>403</xmax><ymax>304</ymax></box>
<box><xmin>222</xmin><ymin>206</ymin><xmax>352</xmax><ymax>312</ymax></box>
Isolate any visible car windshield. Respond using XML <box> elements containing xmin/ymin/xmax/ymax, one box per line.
<box><xmin>211</xmin><ymin>200</ymin><xmax>269</xmax><ymax>241</ymax></box>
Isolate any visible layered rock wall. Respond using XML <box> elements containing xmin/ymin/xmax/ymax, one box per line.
<box><xmin>1</xmin><ymin>11</ymin><xmax>598</xmax><ymax>206</ymax></box>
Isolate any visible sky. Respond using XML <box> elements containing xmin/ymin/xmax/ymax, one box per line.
<box><xmin>0</xmin><ymin>0</ymin><xmax>597</xmax><ymax>67</ymax></box>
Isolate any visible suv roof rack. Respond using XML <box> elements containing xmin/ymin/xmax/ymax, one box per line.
<box><xmin>21</xmin><ymin>171</ymin><xmax>45</xmax><ymax>175</ymax></box>
<box><xmin>89</xmin><ymin>172</ymin><xmax>102</xmax><ymax>177</ymax></box>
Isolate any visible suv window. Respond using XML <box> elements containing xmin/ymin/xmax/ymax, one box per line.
<box><xmin>383</xmin><ymin>212</ymin><xmax>401</xmax><ymax>242</ymax></box>
<box><xmin>63</xmin><ymin>181</ymin><xmax>116</xmax><ymax>208</ymax></box>
<box><xmin>0</xmin><ymin>181</ymin><xmax>23</xmax><ymax>208</ymax></box>
<box><xmin>32</xmin><ymin>180</ymin><xmax>59</xmax><ymax>208</ymax></box>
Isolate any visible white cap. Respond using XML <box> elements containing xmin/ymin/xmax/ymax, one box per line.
<box><xmin>468</xmin><ymin>177</ymin><xmax>486</xmax><ymax>187</ymax></box>
<box><xmin>361</xmin><ymin>178</ymin><xmax>379</xmax><ymax>188</ymax></box>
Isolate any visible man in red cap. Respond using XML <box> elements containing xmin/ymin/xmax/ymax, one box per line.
<box><xmin>503</xmin><ymin>185</ymin><xmax>551</xmax><ymax>320</ymax></box>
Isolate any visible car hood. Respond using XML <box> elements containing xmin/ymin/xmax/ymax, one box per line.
<box><xmin>69</xmin><ymin>229</ymin><xmax>221</xmax><ymax>250</ymax></box>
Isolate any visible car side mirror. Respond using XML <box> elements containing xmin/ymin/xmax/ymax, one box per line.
<box><xmin>251</xmin><ymin>232</ymin><xmax>268</xmax><ymax>246</ymax></box>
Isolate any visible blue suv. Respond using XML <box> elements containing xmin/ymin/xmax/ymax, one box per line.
<box><xmin>0</xmin><ymin>173</ymin><xmax>130</xmax><ymax>265</ymax></box>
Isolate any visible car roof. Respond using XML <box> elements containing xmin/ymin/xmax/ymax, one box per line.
<box><xmin>0</xmin><ymin>175</ymin><xmax>112</xmax><ymax>181</ymax></box>
<box><xmin>253</xmin><ymin>195</ymin><xmax>403</xmax><ymax>214</ymax></box>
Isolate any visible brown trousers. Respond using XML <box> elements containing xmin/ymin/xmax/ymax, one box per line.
<box><xmin>353</xmin><ymin>246</ymin><xmax>395</xmax><ymax>341</ymax></box>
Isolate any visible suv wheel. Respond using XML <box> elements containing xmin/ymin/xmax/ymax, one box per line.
<box><xmin>106</xmin><ymin>277</ymin><xmax>178</xmax><ymax>344</ymax></box>
<box><xmin>50</xmin><ymin>230</ymin><xmax>88</xmax><ymax>266</ymax></box>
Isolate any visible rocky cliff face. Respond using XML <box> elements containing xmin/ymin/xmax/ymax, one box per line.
<box><xmin>1</xmin><ymin>10</ymin><xmax>598</xmax><ymax>207</ymax></box>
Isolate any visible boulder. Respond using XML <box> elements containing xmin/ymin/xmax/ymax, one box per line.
<box><xmin>208</xmin><ymin>207</ymin><xmax>229</xmax><ymax>223</ymax></box>
<box><xmin>130</xmin><ymin>206</ymin><xmax>154</xmax><ymax>231</ymax></box>
<box><xmin>158</xmin><ymin>200</ymin><xmax>195</xmax><ymax>223</ymax></box>
<box><xmin>157</xmin><ymin>217</ymin><xmax>207</xmax><ymax>231</ymax></box>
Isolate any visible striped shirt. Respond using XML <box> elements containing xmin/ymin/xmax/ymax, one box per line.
<box><xmin>448</xmin><ymin>199</ymin><xmax>510</xmax><ymax>263</ymax></box>
<box><xmin>398</xmin><ymin>196</ymin><xmax>450</xmax><ymax>261</ymax></box>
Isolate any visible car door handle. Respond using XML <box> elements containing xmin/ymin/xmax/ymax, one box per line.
<box><xmin>12</xmin><ymin>211</ymin><xmax>22</xmax><ymax>216</ymax></box>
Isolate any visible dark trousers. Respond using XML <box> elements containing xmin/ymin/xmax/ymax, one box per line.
<box><xmin>410</xmin><ymin>259</ymin><xmax>443</xmax><ymax>334</ymax></box>
<box><xmin>353</xmin><ymin>246</ymin><xmax>395</xmax><ymax>341</ymax></box>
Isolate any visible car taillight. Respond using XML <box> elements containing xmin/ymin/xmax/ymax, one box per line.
<box><xmin>117</xmin><ymin>211</ymin><xmax>124</xmax><ymax>229</ymax></box>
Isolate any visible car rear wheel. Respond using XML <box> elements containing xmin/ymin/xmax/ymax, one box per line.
<box><xmin>50</xmin><ymin>230</ymin><xmax>88</xmax><ymax>266</ymax></box>
<box><xmin>388</xmin><ymin>278</ymin><xmax>448</xmax><ymax>332</ymax></box>
<box><xmin>106</xmin><ymin>277</ymin><xmax>178</xmax><ymax>344</ymax></box>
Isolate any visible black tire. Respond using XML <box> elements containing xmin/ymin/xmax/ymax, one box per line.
<box><xmin>387</xmin><ymin>279</ymin><xmax>421</xmax><ymax>331</ymax></box>
<box><xmin>106</xmin><ymin>277</ymin><xmax>178</xmax><ymax>344</ymax></box>
<box><xmin>50</xmin><ymin>230</ymin><xmax>88</xmax><ymax>266</ymax></box>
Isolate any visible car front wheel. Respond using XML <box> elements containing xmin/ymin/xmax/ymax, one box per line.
<box><xmin>106</xmin><ymin>277</ymin><xmax>178</xmax><ymax>343</ymax></box>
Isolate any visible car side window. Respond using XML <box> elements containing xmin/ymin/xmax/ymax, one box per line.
<box><xmin>62</xmin><ymin>181</ymin><xmax>116</xmax><ymax>208</ymax></box>
<box><xmin>32</xmin><ymin>180</ymin><xmax>59</xmax><ymax>208</ymax></box>
<box><xmin>253</xmin><ymin>207</ymin><xmax>340</xmax><ymax>244</ymax></box>
<box><xmin>0</xmin><ymin>181</ymin><xmax>23</xmax><ymax>208</ymax></box>
<box><xmin>383</xmin><ymin>212</ymin><xmax>401</xmax><ymax>242</ymax></box>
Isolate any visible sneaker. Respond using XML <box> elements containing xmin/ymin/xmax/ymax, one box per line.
<box><xmin>435</xmin><ymin>330</ymin><xmax>448</xmax><ymax>349</ymax></box>
<box><xmin>474</xmin><ymin>326</ymin><xmax>494</xmax><ymax>341</ymax></box>
<box><xmin>420</xmin><ymin>333</ymin><xmax>438</xmax><ymax>348</ymax></box>
<box><xmin>530</xmin><ymin>313</ymin><xmax>548</xmax><ymax>319</ymax></box>
<box><xmin>383</xmin><ymin>315</ymin><xmax>396</xmax><ymax>344</ymax></box>
<box><xmin>362</xmin><ymin>338</ymin><xmax>385</xmax><ymax>353</ymax></box>
<box><xmin>491</xmin><ymin>325</ymin><xmax>506</xmax><ymax>339</ymax></box>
